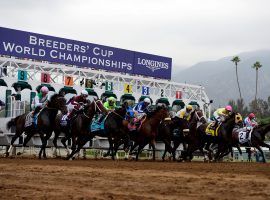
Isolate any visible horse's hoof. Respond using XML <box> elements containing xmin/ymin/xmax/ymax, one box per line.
<box><xmin>5</xmin><ymin>152</ymin><xmax>9</xmax><ymax>157</ymax></box>
<box><xmin>17</xmin><ymin>152</ymin><xmax>22</xmax><ymax>156</ymax></box>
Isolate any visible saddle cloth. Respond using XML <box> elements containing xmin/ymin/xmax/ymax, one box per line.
<box><xmin>90</xmin><ymin>114</ymin><xmax>108</xmax><ymax>133</ymax></box>
<box><xmin>60</xmin><ymin>114</ymin><xmax>69</xmax><ymax>126</ymax></box>
<box><xmin>24</xmin><ymin>112</ymin><xmax>33</xmax><ymax>128</ymax></box>
<box><xmin>237</xmin><ymin>128</ymin><xmax>252</xmax><ymax>144</ymax></box>
<box><xmin>205</xmin><ymin>122</ymin><xmax>220</xmax><ymax>137</ymax></box>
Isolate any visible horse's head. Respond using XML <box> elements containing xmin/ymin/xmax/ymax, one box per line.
<box><xmin>190</xmin><ymin>109</ymin><xmax>206</xmax><ymax>124</ymax></box>
<box><xmin>87</xmin><ymin>99</ymin><xmax>107</xmax><ymax>115</ymax></box>
<box><xmin>154</xmin><ymin>105</ymin><xmax>170</xmax><ymax>120</ymax></box>
<box><xmin>225</xmin><ymin>112</ymin><xmax>242</xmax><ymax>124</ymax></box>
<box><xmin>48</xmin><ymin>93</ymin><xmax>67</xmax><ymax>114</ymax></box>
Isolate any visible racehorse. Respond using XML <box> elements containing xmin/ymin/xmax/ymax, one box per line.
<box><xmin>179</xmin><ymin>109</ymin><xmax>208</xmax><ymax>161</ymax></box>
<box><xmin>180</xmin><ymin>109</ymin><xmax>242</xmax><ymax>162</ymax></box>
<box><xmin>59</xmin><ymin>100</ymin><xmax>106</xmax><ymax>159</ymax></box>
<box><xmin>129</xmin><ymin>105</ymin><xmax>170</xmax><ymax>161</ymax></box>
<box><xmin>158</xmin><ymin>117</ymin><xmax>190</xmax><ymax>161</ymax></box>
<box><xmin>231</xmin><ymin>123</ymin><xmax>270</xmax><ymax>162</ymax></box>
<box><xmin>66</xmin><ymin>102</ymin><xmax>129</xmax><ymax>160</ymax></box>
<box><xmin>6</xmin><ymin>93</ymin><xmax>67</xmax><ymax>158</ymax></box>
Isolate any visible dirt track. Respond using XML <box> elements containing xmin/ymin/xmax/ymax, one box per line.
<box><xmin>0</xmin><ymin>158</ymin><xmax>269</xmax><ymax>200</ymax></box>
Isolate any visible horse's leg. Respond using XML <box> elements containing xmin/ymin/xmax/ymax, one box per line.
<box><xmin>236</xmin><ymin>144</ymin><xmax>243</xmax><ymax>162</ymax></box>
<box><xmin>162</xmin><ymin>138</ymin><xmax>172</xmax><ymax>161</ymax></box>
<box><xmin>61</xmin><ymin>132</ymin><xmax>72</xmax><ymax>156</ymax></box>
<box><xmin>108</xmin><ymin>137</ymin><xmax>115</xmax><ymax>160</ymax></box>
<box><xmin>52</xmin><ymin>130</ymin><xmax>60</xmax><ymax>157</ymax></box>
<box><xmin>172</xmin><ymin>140</ymin><xmax>181</xmax><ymax>161</ymax></box>
<box><xmin>38</xmin><ymin>132</ymin><xmax>44</xmax><ymax>159</ymax></box>
<box><xmin>19</xmin><ymin>130</ymin><xmax>35</xmax><ymax>155</ymax></box>
<box><xmin>136</xmin><ymin>140</ymin><xmax>148</xmax><ymax>161</ymax></box>
<box><xmin>6</xmin><ymin>132</ymin><xmax>21</xmax><ymax>157</ymax></box>
<box><xmin>255</xmin><ymin>145</ymin><xmax>266</xmax><ymax>163</ymax></box>
<box><xmin>162</xmin><ymin>146</ymin><xmax>167</xmax><ymax>161</ymax></box>
<box><xmin>150</xmin><ymin>139</ymin><xmax>156</xmax><ymax>161</ymax></box>
<box><xmin>67</xmin><ymin>134</ymin><xmax>90</xmax><ymax>160</ymax></box>
<box><xmin>42</xmin><ymin>132</ymin><xmax>52</xmax><ymax>159</ymax></box>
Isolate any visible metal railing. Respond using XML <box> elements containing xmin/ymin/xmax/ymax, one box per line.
<box><xmin>5</xmin><ymin>96</ymin><xmax>26</xmax><ymax>118</ymax></box>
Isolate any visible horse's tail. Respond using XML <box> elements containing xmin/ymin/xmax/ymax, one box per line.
<box><xmin>6</xmin><ymin>116</ymin><xmax>19</xmax><ymax>130</ymax></box>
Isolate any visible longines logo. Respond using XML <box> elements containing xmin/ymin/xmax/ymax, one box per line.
<box><xmin>137</xmin><ymin>58</ymin><xmax>169</xmax><ymax>72</ymax></box>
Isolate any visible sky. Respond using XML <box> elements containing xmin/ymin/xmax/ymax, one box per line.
<box><xmin>1</xmin><ymin>0</ymin><xmax>270</xmax><ymax>72</ymax></box>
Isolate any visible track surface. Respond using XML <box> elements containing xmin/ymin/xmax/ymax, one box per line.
<box><xmin>0</xmin><ymin>158</ymin><xmax>269</xmax><ymax>200</ymax></box>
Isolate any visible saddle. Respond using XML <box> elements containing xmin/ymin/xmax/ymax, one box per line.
<box><xmin>236</xmin><ymin>127</ymin><xmax>252</xmax><ymax>144</ymax></box>
<box><xmin>205</xmin><ymin>122</ymin><xmax>221</xmax><ymax>137</ymax></box>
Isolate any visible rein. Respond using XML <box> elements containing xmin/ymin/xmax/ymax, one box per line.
<box><xmin>195</xmin><ymin>110</ymin><xmax>205</xmax><ymax>122</ymax></box>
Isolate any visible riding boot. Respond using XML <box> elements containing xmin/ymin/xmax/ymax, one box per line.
<box><xmin>32</xmin><ymin>107</ymin><xmax>42</xmax><ymax>128</ymax></box>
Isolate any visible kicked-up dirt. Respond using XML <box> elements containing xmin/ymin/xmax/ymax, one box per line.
<box><xmin>0</xmin><ymin>158</ymin><xmax>269</xmax><ymax>200</ymax></box>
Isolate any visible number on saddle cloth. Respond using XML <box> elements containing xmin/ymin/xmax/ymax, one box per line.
<box><xmin>25</xmin><ymin>112</ymin><xmax>34</xmax><ymax>128</ymax></box>
<box><xmin>60</xmin><ymin>114</ymin><xmax>69</xmax><ymax>126</ymax></box>
<box><xmin>205</xmin><ymin>122</ymin><xmax>219</xmax><ymax>137</ymax></box>
<box><xmin>90</xmin><ymin>114</ymin><xmax>107</xmax><ymax>132</ymax></box>
<box><xmin>238</xmin><ymin>127</ymin><xmax>252</xmax><ymax>144</ymax></box>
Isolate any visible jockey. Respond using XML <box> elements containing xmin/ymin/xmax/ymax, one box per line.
<box><xmin>32</xmin><ymin>86</ymin><xmax>49</xmax><ymax>115</ymax></box>
<box><xmin>244</xmin><ymin>113</ymin><xmax>258</xmax><ymax>128</ymax></box>
<box><xmin>212</xmin><ymin>105</ymin><xmax>232</xmax><ymax>126</ymax></box>
<box><xmin>176</xmin><ymin>105</ymin><xmax>193</xmax><ymax>121</ymax></box>
<box><xmin>104</xmin><ymin>96</ymin><xmax>117</xmax><ymax>111</ymax></box>
<box><xmin>133</xmin><ymin>97</ymin><xmax>151</xmax><ymax>118</ymax></box>
<box><xmin>66</xmin><ymin>89</ymin><xmax>89</xmax><ymax>120</ymax></box>
<box><xmin>97</xmin><ymin>96</ymin><xmax>116</xmax><ymax>123</ymax></box>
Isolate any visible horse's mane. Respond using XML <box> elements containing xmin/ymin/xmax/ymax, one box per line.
<box><xmin>49</xmin><ymin>93</ymin><xmax>60</xmax><ymax>103</ymax></box>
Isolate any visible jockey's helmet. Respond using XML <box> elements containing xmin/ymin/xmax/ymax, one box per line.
<box><xmin>40</xmin><ymin>86</ymin><xmax>49</xmax><ymax>94</ymax></box>
<box><xmin>108</xmin><ymin>96</ymin><xmax>116</xmax><ymax>103</ymax></box>
<box><xmin>144</xmin><ymin>97</ymin><xmax>151</xmax><ymax>104</ymax></box>
<box><xmin>186</xmin><ymin>105</ymin><xmax>193</xmax><ymax>111</ymax></box>
<box><xmin>225</xmin><ymin>105</ymin><xmax>232</xmax><ymax>112</ymax></box>
<box><xmin>249</xmin><ymin>113</ymin><xmax>255</xmax><ymax>119</ymax></box>
<box><xmin>81</xmin><ymin>89</ymin><xmax>88</xmax><ymax>97</ymax></box>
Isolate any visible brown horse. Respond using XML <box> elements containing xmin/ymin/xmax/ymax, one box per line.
<box><xmin>66</xmin><ymin>102</ymin><xmax>129</xmax><ymax>160</ymax></box>
<box><xmin>6</xmin><ymin>93</ymin><xmax>67</xmax><ymax>158</ymax></box>
<box><xmin>158</xmin><ymin>117</ymin><xmax>190</xmax><ymax>161</ymax></box>
<box><xmin>61</xmin><ymin>100</ymin><xmax>106</xmax><ymax>159</ymax></box>
<box><xmin>231</xmin><ymin>123</ymin><xmax>270</xmax><ymax>162</ymax></box>
<box><xmin>180</xmin><ymin>109</ymin><xmax>243</xmax><ymax>162</ymax></box>
<box><xmin>129</xmin><ymin>105</ymin><xmax>170</xmax><ymax>161</ymax></box>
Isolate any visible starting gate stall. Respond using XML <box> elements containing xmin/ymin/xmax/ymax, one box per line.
<box><xmin>188</xmin><ymin>101</ymin><xmax>200</xmax><ymax>110</ymax></box>
<box><xmin>85</xmin><ymin>88</ymin><xmax>98</xmax><ymax>101</ymax></box>
<box><xmin>0</xmin><ymin>78</ymin><xmax>7</xmax><ymax>87</ymax></box>
<box><xmin>120</xmin><ymin>94</ymin><xmax>136</xmax><ymax>106</ymax></box>
<box><xmin>36</xmin><ymin>84</ymin><xmax>55</xmax><ymax>93</ymax></box>
<box><xmin>156</xmin><ymin>97</ymin><xmax>170</xmax><ymax>107</ymax></box>
<box><xmin>138</xmin><ymin>95</ymin><xmax>153</xmax><ymax>104</ymax></box>
<box><xmin>171</xmin><ymin>99</ymin><xmax>185</xmax><ymax>112</ymax></box>
<box><xmin>59</xmin><ymin>86</ymin><xmax>77</xmax><ymax>96</ymax></box>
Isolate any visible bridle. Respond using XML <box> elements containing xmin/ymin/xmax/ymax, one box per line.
<box><xmin>83</xmin><ymin>100</ymin><xmax>103</xmax><ymax>119</ymax></box>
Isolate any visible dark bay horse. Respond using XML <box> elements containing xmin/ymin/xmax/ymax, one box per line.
<box><xmin>158</xmin><ymin>117</ymin><xmax>190</xmax><ymax>161</ymax></box>
<box><xmin>129</xmin><ymin>105</ymin><xmax>170</xmax><ymax>161</ymax></box>
<box><xmin>61</xmin><ymin>100</ymin><xmax>106</xmax><ymax>159</ymax></box>
<box><xmin>180</xmin><ymin>109</ymin><xmax>242</xmax><ymax>161</ymax></box>
<box><xmin>6</xmin><ymin>93</ymin><xmax>67</xmax><ymax>158</ymax></box>
<box><xmin>232</xmin><ymin>123</ymin><xmax>270</xmax><ymax>162</ymax></box>
<box><xmin>67</xmin><ymin>103</ymin><xmax>129</xmax><ymax>160</ymax></box>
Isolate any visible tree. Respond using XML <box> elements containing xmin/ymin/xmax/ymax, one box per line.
<box><xmin>252</xmin><ymin>61</ymin><xmax>262</xmax><ymax>109</ymax></box>
<box><xmin>231</xmin><ymin>56</ymin><xmax>242</xmax><ymax>100</ymax></box>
